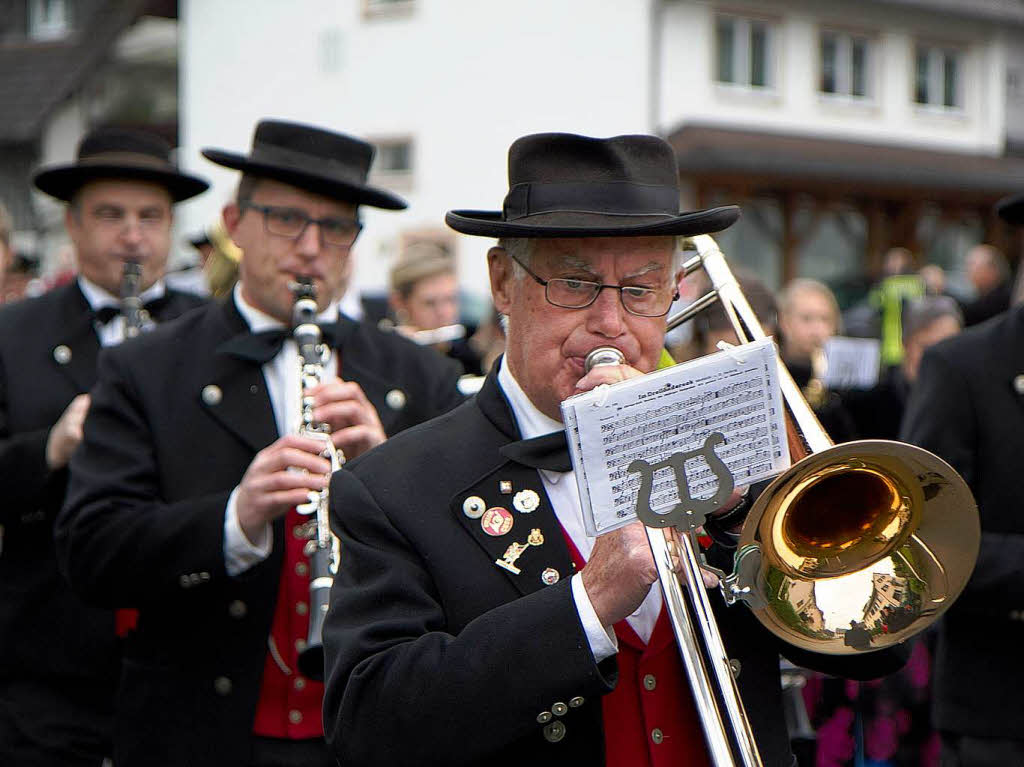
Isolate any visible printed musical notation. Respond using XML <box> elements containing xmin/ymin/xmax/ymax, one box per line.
<box><xmin>562</xmin><ymin>338</ymin><xmax>790</xmax><ymax>536</ymax></box>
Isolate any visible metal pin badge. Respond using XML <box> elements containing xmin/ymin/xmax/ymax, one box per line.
<box><xmin>541</xmin><ymin>567</ymin><xmax>560</xmax><ymax>585</ymax></box>
<box><xmin>494</xmin><ymin>528</ymin><xmax>545</xmax><ymax>574</ymax></box>
<box><xmin>385</xmin><ymin>389</ymin><xmax>407</xmax><ymax>410</ymax></box>
<box><xmin>201</xmin><ymin>385</ymin><xmax>223</xmax><ymax>406</ymax></box>
<box><xmin>480</xmin><ymin>507</ymin><xmax>514</xmax><ymax>537</ymax></box>
<box><xmin>499</xmin><ymin>480</ymin><xmax>513</xmax><ymax>495</ymax></box>
<box><xmin>462</xmin><ymin>496</ymin><xmax>486</xmax><ymax>519</ymax></box>
<box><xmin>53</xmin><ymin>345</ymin><xmax>72</xmax><ymax>365</ymax></box>
<box><xmin>513</xmin><ymin>489</ymin><xmax>540</xmax><ymax>514</ymax></box>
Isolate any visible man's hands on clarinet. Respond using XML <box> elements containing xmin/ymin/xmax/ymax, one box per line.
<box><xmin>235</xmin><ymin>376</ymin><xmax>386</xmax><ymax>542</ymax></box>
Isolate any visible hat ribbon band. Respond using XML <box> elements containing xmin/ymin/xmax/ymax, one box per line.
<box><xmin>250</xmin><ymin>143</ymin><xmax>367</xmax><ymax>187</ymax></box>
<box><xmin>503</xmin><ymin>181</ymin><xmax>679</xmax><ymax>221</ymax></box>
<box><xmin>78</xmin><ymin>152</ymin><xmax>174</xmax><ymax>170</ymax></box>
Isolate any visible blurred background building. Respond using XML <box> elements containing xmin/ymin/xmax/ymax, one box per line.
<box><xmin>2</xmin><ymin>0</ymin><xmax>1024</xmax><ymax>312</ymax></box>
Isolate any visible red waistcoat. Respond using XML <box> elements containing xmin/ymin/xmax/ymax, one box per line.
<box><xmin>253</xmin><ymin>506</ymin><xmax>324</xmax><ymax>739</ymax></box>
<box><xmin>563</xmin><ymin>533</ymin><xmax>710</xmax><ymax>767</ymax></box>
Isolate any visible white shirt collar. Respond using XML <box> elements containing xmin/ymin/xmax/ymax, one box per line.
<box><xmin>232</xmin><ymin>282</ymin><xmax>339</xmax><ymax>332</ymax></box>
<box><xmin>78</xmin><ymin>274</ymin><xmax>166</xmax><ymax>311</ymax></box>
<box><xmin>497</xmin><ymin>356</ymin><xmax>564</xmax><ymax>440</ymax></box>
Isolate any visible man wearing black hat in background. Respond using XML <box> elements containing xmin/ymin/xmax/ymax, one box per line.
<box><xmin>56</xmin><ymin>119</ymin><xmax>464</xmax><ymax>767</ymax></box>
<box><xmin>0</xmin><ymin>127</ymin><xmax>208</xmax><ymax>766</ymax></box>
<box><xmin>322</xmin><ymin>132</ymin><xmax>905</xmax><ymax>767</ymax></box>
<box><xmin>900</xmin><ymin>194</ymin><xmax>1024</xmax><ymax>766</ymax></box>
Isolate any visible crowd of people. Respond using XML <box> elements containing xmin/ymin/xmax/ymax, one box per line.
<box><xmin>0</xmin><ymin>119</ymin><xmax>1018</xmax><ymax>767</ymax></box>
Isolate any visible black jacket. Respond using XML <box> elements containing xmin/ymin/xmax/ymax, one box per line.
<box><xmin>901</xmin><ymin>305</ymin><xmax>1024</xmax><ymax>737</ymax></box>
<box><xmin>323</xmin><ymin>372</ymin><xmax>906</xmax><ymax>767</ymax></box>
<box><xmin>56</xmin><ymin>297</ymin><xmax>464</xmax><ymax>767</ymax></box>
<box><xmin>0</xmin><ymin>281</ymin><xmax>204</xmax><ymax>756</ymax></box>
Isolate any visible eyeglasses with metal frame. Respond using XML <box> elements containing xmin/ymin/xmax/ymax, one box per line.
<box><xmin>239</xmin><ymin>201</ymin><xmax>363</xmax><ymax>247</ymax></box>
<box><xmin>508</xmin><ymin>254</ymin><xmax>679</xmax><ymax>318</ymax></box>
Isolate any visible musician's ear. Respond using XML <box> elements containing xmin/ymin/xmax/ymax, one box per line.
<box><xmin>488</xmin><ymin>246</ymin><xmax>513</xmax><ymax>315</ymax></box>
<box><xmin>222</xmin><ymin>202</ymin><xmax>241</xmax><ymax>235</ymax></box>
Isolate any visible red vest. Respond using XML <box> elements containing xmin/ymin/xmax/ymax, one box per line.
<box><xmin>563</xmin><ymin>534</ymin><xmax>711</xmax><ymax>767</ymax></box>
<box><xmin>253</xmin><ymin>506</ymin><xmax>324</xmax><ymax>738</ymax></box>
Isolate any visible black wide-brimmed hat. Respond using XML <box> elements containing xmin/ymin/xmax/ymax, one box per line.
<box><xmin>34</xmin><ymin>127</ymin><xmax>209</xmax><ymax>202</ymax></box>
<box><xmin>446</xmin><ymin>132</ymin><xmax>739</xmax><ymax>238</ymax></box>
<box><xmin>997</xmin><ymin>192</ymin><xmax>1024</xmax><ymax>226</ymax></box>
<box><xmin>201</xmin><ymin>119</ymin><xmax>406</xmax><ymax>210</ymax></box>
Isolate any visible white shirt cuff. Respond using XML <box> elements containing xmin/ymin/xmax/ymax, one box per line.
<box><xmin>571</xmin><ymin>572</ymin><xmax>618</xmax><ymax>662</ymax></box>
<box><xmin>224</xmin><ymin>486</ymin><xmax>272</xmax><ymax>576</ymax></box>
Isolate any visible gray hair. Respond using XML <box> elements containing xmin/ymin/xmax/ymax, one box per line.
<box><xmin>902</xmin><ymin>295</ymin><xmax>963</xmax><ymax>342</ymax></box>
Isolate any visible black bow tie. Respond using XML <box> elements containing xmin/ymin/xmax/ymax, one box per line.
<box><xmin>94</xmin><ymin>295</ymin><xmax>172</xmax><ymax>325</ymax></box>
<box><xmin>219</xmin><ymin>324</ymin><xmax>340</xmax><ymax>364</ymax></box>
<box><xmin>500</xmin><ymin>430</ymin><xmax>572</xmax><ymax>473</ymax></box>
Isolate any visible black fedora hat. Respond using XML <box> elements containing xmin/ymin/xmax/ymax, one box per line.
<box><xmin>201</xmin><ymin>120</ymin><xmax>406</xmax><ymax>210</ymax></box>
<box><xmin>997</xmin><ymin>192</ymin><xmax>1024</xmax><ymax>226</ymax></box>
<box><xmin>34</xmin><ymin>127</ymin><xmax>209</xmax><ymax>202</ymax></box>
<box><xmin>445</xmin><ymin>132</ymin><xmax>739</xmax><ymax>238</ymax></box>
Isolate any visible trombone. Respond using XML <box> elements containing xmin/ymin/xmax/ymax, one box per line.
<box><xmin>613</xmin><ymin>234</ymin><xmax>980</xmax><ymax>767</ymax></box>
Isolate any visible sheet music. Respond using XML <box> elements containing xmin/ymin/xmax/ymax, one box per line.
<box><xmin>823</xmin><ymin>336</ymin><xmax>881</xmax><ymax>390</ymax></box>
<box><xmin>562</xmin><ymin>338</ymin><xmax>790</xmax><ymax>536</ymax></box>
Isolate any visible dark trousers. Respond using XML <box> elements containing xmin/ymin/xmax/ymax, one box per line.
<box><xmin>249</xmin><ymin>736</ymin><xmax>334</xmax><ymax>767</ymax></box>
<box><xmin>941</xmin><ymin>732</ymin><xmax>1024</xmax><ymax>767</ymax></box>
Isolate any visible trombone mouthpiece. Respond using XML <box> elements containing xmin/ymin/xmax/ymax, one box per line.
<box><xmin>584</xmin><ymin>346</ymin><xmax>626</xmax><ymax>373</ymax></box>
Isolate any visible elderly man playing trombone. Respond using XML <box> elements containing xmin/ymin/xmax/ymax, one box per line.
<box><xmin>322</xmin><ymin>133</ymin><xmax>906</xmax><ymax>767</ymax></box>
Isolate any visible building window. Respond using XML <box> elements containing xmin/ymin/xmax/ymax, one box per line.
<box><xmin>915</xmin><ymin>44</ymin><xmax>963</xmax><ymax>109</ymax></box>
<box><xmin>820</xmin><ymin>31</ymin><xmax>871</xmax><ymax>99</ymax></box>
<box><xmin>363</xmin><ymin>0</ymin><xmax>414</xmax><ymax>19</ymax></box>
<box><xmin>28</xmin><ymin>0</ymin><xmax>69</xmax><ymax>41</ymax></box>
<box><xmin>370</xmin><ymin>137</ymin><xmax>414</xmax><ymax>190</ymax></box>
<box><xmin>715</xmin><ymin>15</ymin><xmax>775</xmax><ymax>89</ymax></box>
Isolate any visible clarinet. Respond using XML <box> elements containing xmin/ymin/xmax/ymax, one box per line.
<box><xmin>119</xmin><ymin>260</ymin><xmax>147</xmax><ymax>338</ymax></box>
<box><xmin>291</xmin><ymin>277</ymin><xmax>344</xmax><ymax>680</ymax></box>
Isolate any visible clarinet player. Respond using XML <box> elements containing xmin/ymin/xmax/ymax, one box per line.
<box><xmin>56</xmin><ymin>119</ymin><xmax>465</xmax><ymax>767</ymax></box>
<box><xmin>0</xmin><ymin>127</ymin><xmax>209</xmax><ymax>766</ymax></box>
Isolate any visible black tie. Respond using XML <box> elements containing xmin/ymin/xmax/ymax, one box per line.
<box><xmin>500</xmin><ymin>430</ymin><xmax>572</xmax><ymax>473</ymax></box>
<box><xmin>219</xmin><ymin>324</ymin><xmax>340</xmax><ymax>364</ymax></box>
<box><xmin>94</xmin><ymin>295</ymin><xmax>173</xmax><ymax>325</ymax></box>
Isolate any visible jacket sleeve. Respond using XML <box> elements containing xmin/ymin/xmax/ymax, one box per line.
<box><xmin>0</xmin><ymin>349</ymin><xmax>62</xmax><ymax>524</ymax></box>
<box><xmin>55</xmin><ymin>347</ymin><xmax>232</xmax><ymax>608</ymax></box>
<box><xmin>322</xmin><ymin>467</ymin><xmax>616</xmax><ymax>767</ymax></box>
<box><xmin>902</xmin><ymin>346</ymin><xmax>1024</xmax><ymax>609</ymax></box>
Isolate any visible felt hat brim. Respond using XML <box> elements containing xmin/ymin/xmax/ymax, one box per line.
<box><xmin>201</xmin><ymin>149</ymin><xmax>406</xmax><ymax>210</ymax></box>
<box><xmin>445</xmin><ymin>204</ymin><xmax>740</xmax><ymax>238</ymax></box>
<box><xmin>33</xmin><ymin>164</ymin><xmax>209</xmax><ymax>203</ymax></box>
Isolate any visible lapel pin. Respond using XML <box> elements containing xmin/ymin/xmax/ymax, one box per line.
<box><xmin>386</xmin><ymin>389</ymin><xmax>407</xmax><ymax>410</ymax></box>
<box><xmin>513</xmin><ymin>489</ymin><xmax>540</xmax><ymax>514</ymax></box>
<box><xmin>499</xmin><ymin>480</ymin><xmax>513</xmax><ymax>495</ymax></box>
<box><xmin>201</xmin><ymin>384</ymin><xmax>223</xmax><ymax>406</ymax></box>
<box><xmin>495</xmin><ymin>528</ymin><xmax>545</xmax><ymax>574</ymax></box>
<box><xmin>480</xmin><ymin>507</ymin><xmax>514</xmax><ymax>537</ymax></box>
<box><xmin>1014</xmin><ymin>374</ymin><xmax>1024</xmax><ymax>395</ymax></box>
<box><xmin>53</xmin><ymin>345</ymin><xmax>72</xmax><ymax>365</ymax></box>
<box><xmin>541</xmin><ymin>567</ymin><xmax>560</xmax><ymax>585</ymax></box>
<box><xmin>462</xmin><ymin>496</ymin><xmax>486</xmax><ymax>519</ymax></box>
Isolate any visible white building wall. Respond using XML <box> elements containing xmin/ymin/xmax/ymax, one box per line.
<box><xmin>660</xmin><ymin>0</ymin><xmax>1005</xmax><ymax>153</ymax></box>
<box><xmin>180</xmin><ymin>0</ymin><xmax>655</xmax><ymax>302</ymax></box>
<box><xmin>180</xmin><ymin>0</ymin><xmax>1016</xmax><ymax>303</ymax></box>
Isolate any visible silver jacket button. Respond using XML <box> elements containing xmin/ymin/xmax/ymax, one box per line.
<box><xmin>543</xmin><ymin>721</ymin><xmax>566</xmax><ymax>743</ymax></box>
<box><xmin>214</xmin><ymin>676</ymin><xmax>232</xmax><ymax>696</ymax></box>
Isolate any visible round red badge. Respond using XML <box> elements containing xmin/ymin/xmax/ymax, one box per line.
<box><xmin>480</xmin><ymin>507</ymin><xmax>514</xmax><ymax>537</ymax></box>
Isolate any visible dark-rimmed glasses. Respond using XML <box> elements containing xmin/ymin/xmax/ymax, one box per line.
<box><xmin>509</xmin><ymin>254</ymin><xmax>678</xmax><ymax>317</ymax></box>
<box><xmin>239</xmin><ymin>201</ymin><xmax>363</xmax><ymax>248</ymax></box>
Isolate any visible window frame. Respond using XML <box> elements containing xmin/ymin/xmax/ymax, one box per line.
<box><xmin>913</xmin><ymin>41</ymin><xmax>966</xmax><ymax>112</ymax></box>
<box><xmin>818</xmin><ymin>27</ymin><xmax>875</xmax><ymax>102</ymax></box>
<box><xmin>713</xmin><ymin>12</ymin><xmax>778</xmax><ymax>92</ymax></box>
